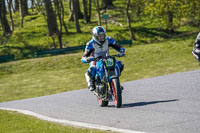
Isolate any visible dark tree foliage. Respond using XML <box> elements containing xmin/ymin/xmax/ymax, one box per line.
<box><xmin>101</xmin><ymin>0</ymin><xmax>115</xmax><ymax>9</ymax></box>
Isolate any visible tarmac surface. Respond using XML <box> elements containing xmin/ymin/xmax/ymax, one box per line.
<box><xmin>1</xmin><ymin>70</ymin><xmax>200</xmax><ymax>133</ymax></box>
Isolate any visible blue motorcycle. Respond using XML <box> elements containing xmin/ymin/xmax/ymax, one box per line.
<box><xmin>91</xmin><ymin>54</ymin><xmax>124</xmax><ymax>108</ymax></box>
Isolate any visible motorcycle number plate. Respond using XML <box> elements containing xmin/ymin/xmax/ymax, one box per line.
<box><xmin>106</xmin><ymin>58</ymin><xmax>114</xmax><ymax>67</ymax></box>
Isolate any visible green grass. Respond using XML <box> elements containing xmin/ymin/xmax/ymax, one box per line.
<box><xmin>0</xmin><ymin>110</ymin><xmax>112</xmax><ymax>133</ymax></box>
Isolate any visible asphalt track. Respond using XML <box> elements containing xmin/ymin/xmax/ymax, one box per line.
<box><xmin>0</xmin><ymin>70</ymin><xmax>200</xmax><ymax>133</ymax></box>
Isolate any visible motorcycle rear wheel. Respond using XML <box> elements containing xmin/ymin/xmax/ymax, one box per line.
<box><xmin>111</xmin><ymin>78</ymin><xmax>122</xmax><ymax>108</ymax></box>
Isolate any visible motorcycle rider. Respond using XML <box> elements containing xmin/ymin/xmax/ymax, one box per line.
<box><xmin>81</xmin><ymin>26</ymin><xmax>125</xmax><ymax>91</ymax></box>
<box><xmin>192</xmin><ymin>32</ymin><xmax>200</xmax><ymax>61</ymax></box>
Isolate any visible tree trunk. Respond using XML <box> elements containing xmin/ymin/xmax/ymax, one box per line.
<box><xmin>54</xmin><ymin>0</ymin><xmax>68</xmax><ymax>48</ymax></box>
<box><xmin>54</xmin><ymin>0</ymin><xmax>63</xmax><ymax>48</ymax></box>
<box><xmin>44</xmin><ymin>0</ymin><xmax>58</xmax><ymax>36</ymax></box>
<box><xmin>83</xmin><ymin>0</ymin><xmax>88</xmax><ymax>23</ymax></box>
<box><xmin>22</xmin><ymin>0</ymin><xmax>29</xmax><ymax>16</ymax></box>
<box><xmin>25</xmin><ymin>0</ymin><xmax>29</xmax><ymax>15</ymax></box>
<box><xmin>15</xmin><ymin>0</ymin><xmax>19</xmax><ymax>11</ymax></box>
<box><xmin>167</xmin><ymin>10</ymin><xmax>174</xmax><ymax>32</ymax></box>
<box><xmin>101</xmin><ymin>0</ymin><xmax>115</xmax><ymax>9</ymax></box>
<box><xmin>69</xmin><ymin>0</ymin><xmax>83</xmax><ymax>22</ymax></box>
<box><xmin>19</xmin><ymin>0</ymin><xmax>24</xmax><ymax>28</ymax></box>
<box><xmin>72</xmin><ymin>0</ymin><xmax>82</xmax><ymax>33</ymax></box>
<box><xmin>44</xmin><ymin>0</ymin><xmax>62</xmax><ymax>48</ymax></box>
<box><xmin>31</xmin><ymin>0</ymin><xmax>35</xmax><ymax>12</ymax></box>
<box><xmin>68</xmin><ymin>0</ymin><xmax>74</xmax><ymax>21</ymax></box>
<box><xmin>95</xmin><ymin>0</ymin><xmax>101</xmax><ymax>26</ymax></box>
<box><xmin>126</xmin><ymin>0</ymin><xmax>136</xmax><ymax>40</ymax></box>
<box><xmin>76</xmin><ymin>0</ymin><xmax>84</xmax><ymax>19</ymax></box>
<box><xmin>60</xmin><ymin>0</ymin><xmax>68</xmax><ymax>33</ymax></box>
<box><xmin>0</xmin><ymin>0</ymin><xmax>12</xmax><ymax>36</ymax></box>
<box><xmin>88</xmin><ymin>0</ymin><xmax>92</xmax><ymax>22</ymax></box>
<box><xmin>7</xmin><ymin>0</ymin><xmax>14</xmax><ymax>31</ymax></box>
<box><xmin>82</xmin><ymin>0</ymin><xmax>91</xmax><ymax>23</ymax></box>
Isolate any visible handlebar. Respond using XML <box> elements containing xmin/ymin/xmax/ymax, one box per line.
<box><xmin>92</xmin><ymin>54</ymin><xmax>125</xmax><ymax>61</ymax></box>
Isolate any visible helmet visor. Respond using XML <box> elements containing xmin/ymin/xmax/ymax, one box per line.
<box><xmin>97</xmin><ymin>33</ymin><xmax>105</xmax><ymax>42</ymax></box>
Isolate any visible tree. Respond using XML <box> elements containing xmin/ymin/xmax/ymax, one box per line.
<box><xmin>72</xmin><ymin>0</ymin><xmax>82</xmax><ymax>33</ymax></box>
<box><xmin>18</xmin><ymin>0</ymin><xmax>24</xmax><ymax>27</ymax></box>
<box><xmin>18</xmin><ymin>0</ymin><xmax>29</xmax><ymax>28</ymax></box>
<box><xmin>44</xmin><ymin>0</ymin><xmax>62</xmax><ymax>48</ymax></box>
<box><xmin>126</xmin><ymin>0</ymin><xmax>136</xmax><ymax>40</ymax></box>
<box><xmin>69</xmin><ymin>0</ymin><xmax>83</xmax><ymax>21</ymax></box>
<box><xmin>182</xmin><ymin>0</ymin><xmax>200</xmax><ymax>26</ymax></box>
<box><xmin>15</xmin><ymin>0</ymin><xmax>19</xmax><ymax>11</ymax></box>
<box><xmin>95</xmin><ymin>0</ymin><xmax>101</xmax><ymax>26</ymax></box>
<box><xmin>54</xmin><ymin>0</ymin><xmax>68</xmax><ymax>34</ymax></box>
<box><xmin>0</xmin><ymin>0</ymin><xmax>12</xmax><ymax>36</ymax></box>
<box><xmin>82</xmin><ymin>0</ymin><xmax>92</xmax><ymax>23</ymax></box>
<box><xmin>7</xmin><ymin>0</ymin><xmax>14</xmax><ymax>31</ymax></box>
<box><xmin>23</xmin><ymin>0</ymin><xmax>29</xmax><ymax>15</ymax></box>
<box><xmin>144</xmin><ymin>0</ymin><xmax>182</xmax><ymax>32</ymax></box>
<box><xmin>101</xmin><ymin>0</ymin><xmax>115</xmax><ymax>9</ymax></box>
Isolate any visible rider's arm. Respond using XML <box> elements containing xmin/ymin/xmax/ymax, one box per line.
<box><xmin>107</xmin><ymin>37</ymin><xmax>125</xmax><ymax>54</ymax></box>
<box><xmin>81</xmin><ymin>41</ymin><xmax>95</xmax><ymax>63</ymax></box>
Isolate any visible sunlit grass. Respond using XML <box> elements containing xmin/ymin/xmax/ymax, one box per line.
<box><xmin>0</xmin><ymin>110</ymin><xmax>112</xmax><ymax>133</ymax></box>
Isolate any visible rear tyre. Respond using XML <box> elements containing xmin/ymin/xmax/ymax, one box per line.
<box><xmin>111</xmin><ymin>78</ymin><xmax>122</xmax><ymax>108</ymax></box>
<box><xmin>98</xmin><ymin>98</ymin><xmax>108</xmax><ymax>107</ymax></box>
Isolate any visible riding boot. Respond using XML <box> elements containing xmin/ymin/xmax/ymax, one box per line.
<box><xmin>85</xmin><ymin>72</ymin><xmax>95</xmax><ymax>91</ymax></box>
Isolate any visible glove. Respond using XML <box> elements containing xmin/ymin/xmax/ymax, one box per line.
<box><xmin>118</xmin><ymin>52</ymin><xmax>125</xmax><ymax>57</ymax></box>
<box><xmin>86</xmin><ymin>57</ymin><xmax>94</xmax><ymax>62</ymax></box>
<box><xmin>120</xmin><ymin>48</ymin><xmax>125</xmax><ymax>53</ymax></box>
<box><xmin>82</xmin><ymin>57</ymin><xmax>94</xmax><ymax>63</ymax></box>
<box><xmin>118</xmin><ymin>48</ymin><xmax>125</xmax><ymax>57</ymax></box>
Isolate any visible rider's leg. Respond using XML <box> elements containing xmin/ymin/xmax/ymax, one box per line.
<box><xmin>85</xmin><ymin>61</ymin><xmax>96</xmax><ymax>91</ymax></box>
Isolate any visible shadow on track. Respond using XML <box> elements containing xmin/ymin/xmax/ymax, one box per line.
<box><xmin>122</xmin><ymin>99</ymin><xmax>179</xmax><ymax>108</ymax></box>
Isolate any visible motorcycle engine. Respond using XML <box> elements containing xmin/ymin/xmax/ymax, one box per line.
<box><xmin>96</xmin><ymin>83</ymin><xmax>105</xmax><ymax>95</ymax></box>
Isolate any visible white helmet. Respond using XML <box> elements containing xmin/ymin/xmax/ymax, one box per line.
<box><xmin>92</xmin><ymin>26</ymin><xmax>106</xmax><ymax>45</ymax></box>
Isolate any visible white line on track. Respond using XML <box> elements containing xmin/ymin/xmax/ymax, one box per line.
<box><xmin>0</xmin><ymin>107</ymin><xmax>146</xmax><ymax>133</ymax></box>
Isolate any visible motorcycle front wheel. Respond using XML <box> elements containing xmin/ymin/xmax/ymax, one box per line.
<box><xmin>111</xmin><ymin>78</ymin><xmax>122</xmax><ymax>108</ymax></box>
<box><xmin>98</xmin><ymin>98</ymin><xmax>108</xmax><ymax>107</ymax></box>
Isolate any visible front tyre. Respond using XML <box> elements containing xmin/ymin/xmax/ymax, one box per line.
<box><xmin>111</xmin><ymin>78</ymin><xmax>122</xmax><ymax>108</ymax></box>
<box><xmin>98</xmin><ymin>98</ymin><xmax>108</xmax><ymax>107</ymax></box>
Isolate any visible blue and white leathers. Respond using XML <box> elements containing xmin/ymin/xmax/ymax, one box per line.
<box><xmin>81</xmin><ymin>36</ymin><xmax>125</xmax><ymax>79</ymax></box>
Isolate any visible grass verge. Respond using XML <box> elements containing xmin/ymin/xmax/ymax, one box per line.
<box><xmin>0</xmin><ymin>110</ymin><xmax>112</xmax><ymax>133</ymax></box>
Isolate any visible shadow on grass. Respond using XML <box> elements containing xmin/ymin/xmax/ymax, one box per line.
<box><xmin>122</xmin><ymin>99</ymin><xmax>179</xmax><ymax>108</ymax></box>
<box><xmin>109</xmin><ymin>26</ymin><xmax>198</xmax><ymax>43</ymax></box>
